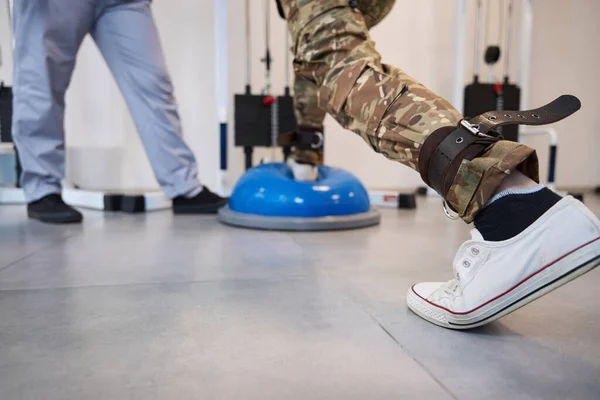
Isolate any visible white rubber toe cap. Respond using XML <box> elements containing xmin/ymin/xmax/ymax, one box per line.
<box><xmin>411</xmin><ymin>282</ymin><xmax>446</xmax><ymax>299</ymax></box>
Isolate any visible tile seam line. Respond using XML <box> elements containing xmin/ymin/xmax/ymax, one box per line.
<box><xmin>350</xmin><ymin>293</ymin><xmax>459</xmax><ymax>400</ymax></box>
<box><xmin>0</xmin><ymin>220</ymin><xmax>104</xmax><ymax>275</ymax></box>
<box><xmin>317</xmin><ymin>267</ymin><xmax>460</xmax><ymax>400</ymax></box>
<box><xmin>0</xmin><ymin>274</ymin><xmax>311</xmax><ymax>293</ymax></box>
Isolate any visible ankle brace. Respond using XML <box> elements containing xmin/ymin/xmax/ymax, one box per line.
<box><xmin>277</xmin><ymin>127</ymin><xmax>324</xmax><ymax>151</ymax></box>
<box><xmin>418</xmin><ymin>95</ymin><xmax>581</xmax><ymax>201</ymax></box>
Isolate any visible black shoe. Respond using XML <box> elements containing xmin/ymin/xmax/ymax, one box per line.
<box><xmin>27</xmin><ymin>194</ymin><xmax>83</xmax><ymax>224</ymax></box>
<box><xmin>172</xmin><ymin>187</ymin><xmax>228</xmax><ymax>214</ymax></box>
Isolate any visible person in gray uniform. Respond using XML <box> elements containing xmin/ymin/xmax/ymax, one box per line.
<box><xmin>11</xmin><ymin>0</ymin><xmax>227</xmax><ymax>223</ymax></box>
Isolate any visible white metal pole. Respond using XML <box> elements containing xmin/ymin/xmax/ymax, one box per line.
<box><xmin>503</xmin><ymin>0</ymin><xmax>513</xmax><ymax>80</ymax></box>
<box><xmin>451</xmin><ymin>0</ymin><xmax>468</xmax><ymax>112</ymax></box>
<box><xmin>214</xmin><ymin>0</ymin><xmax>229</xmax><ymax>195</ymax></box>
<box><xmin>517</xmin><ymin>0</ymin><xmax>558</xmax><ymax>189</ymax></box>
<box><xmin>1</xmin><ymin>0</ymin><xmax>14</xmax><ymax>70</ymax></box>
<box><xmin>284</xmin><ymin>23</ymin><xmax>290</xmax><ymax>91</ymax></box>
<box><xmin>518</xmin><ymin>0</ymin><xmax>533</xmax><ymax>110</ymax></box>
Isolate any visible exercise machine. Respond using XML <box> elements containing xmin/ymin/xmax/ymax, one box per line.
<box><xmin>452</xmin><ymin>0</ymin><xmax>583</xmax><ymax>201</ymax></box>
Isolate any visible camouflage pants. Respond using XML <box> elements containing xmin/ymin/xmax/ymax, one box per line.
<box><xmin>283</xmin><ymin>0</ymin><xmax>538</xmax><ymax>223</ymax></box>
<box><xmin>291</xmin><ymin>0</ymin><xmax>395</xmax><ymax>164</ymax></box>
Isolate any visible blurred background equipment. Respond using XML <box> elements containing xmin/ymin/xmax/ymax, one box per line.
<box><xmin>219</xmin><ymin>0</ymin><xmax>381</xmax><ymax>231</ymax></box>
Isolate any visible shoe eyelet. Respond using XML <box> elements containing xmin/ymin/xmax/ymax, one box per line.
<box><xmin>471</xmin><ymin>247</ymin><xmax>480</xmax><ymax>256</ymax></box>
<box><xmin>462</xmin><ymin>260</ymin><xmax>471</xmax><ymax>268</ymax></box>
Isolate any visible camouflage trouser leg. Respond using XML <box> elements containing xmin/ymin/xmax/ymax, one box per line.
<box><xmin>282</xmin><ymin>0</ymin><xmax>539</xmax><ymax>223</ymax></box>
<box><xmin>357</xmin><ymin>0</ymin><xmax>396</xmax><ymax>29</ymax></box>
<box><xmin>290</xmin><ymin>0</ymin><xmax>394</xmax><ymax>166</ymax></box>
<box><xmin>291</xmin><ymin>76</ymin><xmax>326</xmax><ymax>165</ymax></box>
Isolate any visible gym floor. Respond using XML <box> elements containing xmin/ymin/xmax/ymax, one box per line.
<box><xmin>1</xmin><ymin>195</ymin><xmax>599</xmax><ymax>400</ymax></box>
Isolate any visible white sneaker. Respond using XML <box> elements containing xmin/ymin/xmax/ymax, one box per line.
<box><xmin>407</xmin><ymin>196</ymin><xmax>600</xmax><ymax>329</ymax></box>
<box><xmin>288</xmin><ymin>158</ymin><xmax>319</xmax><ymax>182</ymax></box>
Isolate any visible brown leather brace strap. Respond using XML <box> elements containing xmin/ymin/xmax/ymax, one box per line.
<box><xmin>421</xmin><ymin>95</ymin><xmax>581</xmax><ymax>196</ymax></box>
<box><xmin>426</xmin><ymin>121</ymin><xmax>500</xmax><ymax>196</ymax></box>
<box><xmin>469</xmin><ymin>95</ymin><xmax>581</xmax><ymax>134</ymax></box>
<box><xmin>277</xmin><ymin>129</ymin><xmax>324</xmax><ymax>150</ymax></box>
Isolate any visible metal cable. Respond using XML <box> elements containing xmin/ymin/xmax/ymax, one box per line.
<box><xmin>504</xmin><ymin>0</ymin><xmax>514</xmax><ymax>80</ymax></box>
<box><xmin>473</xmin><ymin>0</ymin><xmax>483</xmax><ymax>78</ymax></box>
<box><xmin>245</xmin><ymin>0</ymin><xmax>251</xmax><ymax>90</ymax></box>
<box><xmin>284</xmin><ymin>25</ymin><xmax>290</xmax><ymax>90</ymax></box>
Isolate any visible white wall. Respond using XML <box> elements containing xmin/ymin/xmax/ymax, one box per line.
<box><xmin>526</xmin><ymin>0</ymin><xmax>600</xmax><ymax>188</ymax></box>
<box><xmin>1</xmin><ymin>0</ymin><xmax>598</xmax><ymax>193</ymax></box>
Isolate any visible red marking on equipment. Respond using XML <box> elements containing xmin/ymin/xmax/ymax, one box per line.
<box><xmin>384</xmin><ymin>195</ymin><xmax>398</xmax><ymax>202</ymax></box>
<box><xmin>494</xmin><ymin>83</ymin><xmax>503</xmax><ymax>94</ymax></box>
<box><xmin>263</xmin><ymin>96</ymin><xmax>276</xmax><ymax>105</ymax></box>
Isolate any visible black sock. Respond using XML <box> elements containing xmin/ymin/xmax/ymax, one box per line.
<box><xmin>474</xmin><ymin>188</ymin><xmax>562</xmax><ymax>241</ymax></box>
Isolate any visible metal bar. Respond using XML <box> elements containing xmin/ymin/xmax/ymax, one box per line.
<box><xmin>504</xmin><ymin>0</ymin><xmax>514</xmax><ymax>81</ymax></box>
<box><xmin>284</xmin><ymin>23</ymin><xmax>290</xmax><ymax>91</ymax></box>
<box><xmin>518</xmin><ymin>0</ymin><xmax>533</xmax><ymax>110</ymax></box>
<box><xmin>452</xmin><ymin>0</ymin><xmax>467</xmax><ymax>110</ymax></box>
<box><xmin>473</xmin><ymin>0</ymin><xmax>483</xmax><ymax>80</ymax></box>
<box><xmin>245</xmin><ymin>0</ymin><xmax>251</xmax><ymax>93</ymax></box>
<box><xmin>214</xmin><ymin>0</ymin><xmax>229</xmax><ymax>194</ymax></box>
<box><xmin>262</xmin><ymin>0</ymin><xmax>271</xmax><ymax>95</ymax></box>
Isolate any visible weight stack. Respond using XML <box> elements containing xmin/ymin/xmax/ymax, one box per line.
<box><xmin>233</xmin><ymin>92</ymin><xmax>297</xmax><ymax>148</ymax></box>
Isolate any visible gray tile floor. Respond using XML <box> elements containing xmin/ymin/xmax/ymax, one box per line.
<box><xmin>1</xmin><ymin>194</ymin><xmax>599</xmax><ymax>400</ymax></box>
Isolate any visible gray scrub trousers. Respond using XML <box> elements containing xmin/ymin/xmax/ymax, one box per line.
<box><xmin>11</xmin><ymin>0</ymin><xmax>202</xmax><ymax>202</ymax></box>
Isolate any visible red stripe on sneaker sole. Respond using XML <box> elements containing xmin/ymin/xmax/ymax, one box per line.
<box><xmin>411</xmin><ymin>236</ymin><xmax>600</xmax><ymax>316</ymax></box>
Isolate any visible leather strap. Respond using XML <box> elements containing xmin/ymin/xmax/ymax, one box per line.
<box><xmin>424</xmin><ymin>95</ymin><xmax>581</xmax><ymax>197</ymax></box>
<box><xmin>277</xmin><ymin>129</ymin><xmax>324</xmax><ymax>149</ymax></box>
<box><xmin>428</xmin><ymin>122</ymin><xmax>500</xmax><ymax>195</ymax></box>
<box><xmin>469</xmin><ymin>95</ymin><xmax>581</xmax><ymax>134</ymax></box>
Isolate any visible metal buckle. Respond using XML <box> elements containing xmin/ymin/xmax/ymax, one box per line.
<box><xmin>311</xmin><ymin>132</ymin><xmax>324</xmax><ymax>149</ymax></box>
<box><xmin>442</xmin><ymin>200</ymin><xmax>460</xmax><ymax>220</ymax></box>
<box><xmin>460</xmin><ymin>119</ymin><xmax>499</xmax><ymax>139</ymax></box>
<box><xmin>460</xmin><ymin>119</ymin><xmax>480</xmax><ymax>135</ymax></box>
